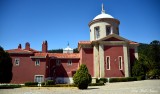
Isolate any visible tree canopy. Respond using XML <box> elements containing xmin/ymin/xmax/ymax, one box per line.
<box><xmin>0</xmin><ymin>46</ymin><xmax>13</xmax><ymax>83</ymax></box>
<box><xmin>132</xmin><ymin>40</ymin><xmax>160</xmax><ymax>79</ymax></box>
<box><xmin>48</xmin><ymin>48</ymin><xmax>79</xmax><ymax>53</ymax></box>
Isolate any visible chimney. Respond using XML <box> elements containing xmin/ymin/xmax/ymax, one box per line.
<box><xmin>42</xmin><ymin>40</ymin><xmax>48</xmax><ymax>53</ymax></box>
<box><xmin>18</xmin><ymin>44</ymin><xmax>22</xmax><ymax>49</ymax></box>
<box><xmin>25</xmin><ymin>42</ymin><xmax>30</xmax><ymax>50</ymax></box>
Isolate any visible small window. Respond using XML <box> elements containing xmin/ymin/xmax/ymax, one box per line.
<box><xmin>106</xmin><ymin>56</ymin><xmax>110</xmax><ymax>70</ymax></box>
<box><xmin>56</xmin><ymin>60</ymin><xmax>61</xmax><ymax>66</ymax></box>
<box><xmin>67</xmin><ymin>60</ymin><xmax>72</xmax><ymax>66</ymax></box>
<box><xmin>35</xmin><ymin>59</ymin><xmax>40</xmax><ymax>66</ymax></box>
<box><xmin>119</xmin><ymin>56</ymin><xmax>123</xmax><ymax>70</ymax></box>
<box><xmin>34</xmin><ymin>75</ymin><xmax>44</xmax><ymax>83</ymax></box>
<box><xmin>15</xmin><ymin>58</ymin><xmax>20</xmax><ymax>66</ymax></box>
<box><xmin>106</xmin><ymin>26</ymin><xmax>111</xmax><ymax>35</ymax></box>
<box><xmin>94</xmin><ymin>26</ymin><xmax>100</xmax><ymax>40</ymax></box>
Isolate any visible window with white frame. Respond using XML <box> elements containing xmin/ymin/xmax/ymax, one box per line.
<box><xmin>106</xmin><ymin>26</ymin><xmax>111</xmax><ymax>35</ymax></box>
<box><xmin>106</xmin><ymin>56</ymin><xmax>110</xmax><ymax>70</ymax></box>
<box><xmin>34</xmin><ymin>75</ymin><xmax>44</xmax><ymax>83</ymax></box>
<box><xmin>35</xmin><ymin>59</ymin><xmax>40</xmax><ymax>66</ymax></box>
<box><xmin>67</xmin><ymin>60</ymin><xmax>72</xmax><ymax>66</ymax></box>
<box><xmin>94</xmin><ymin>26</ymin><xmax>100</xmax><ymax>40</ymax></box>
<box><xmin>119</xmin><ymin>56</ymin><xmax>123</xmax><ymax>70</ymax></box>
<box><xmin>56</xmin><ymin>60</ymin><xmax>61</xmax><ymax>66</ymax></box>
<box><xmin>15</xmin><ymin>58</ymin><xmax>20</xmax><ymax>66</ymax></box>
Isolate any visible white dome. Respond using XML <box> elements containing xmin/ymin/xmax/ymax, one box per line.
<box><xmin>93</xmin><ymin>4</ymin><xmax>114</xmax><ymax>20</ymax></box>
<box><xmin>93</xmin><ymin>13</ymin><xmax>114</xmax><ymax>20</ymax></box>
<box><xmin>64</xmin><ymin>46</ymin><xmax>73</xmax><ymax>50</ymax></box>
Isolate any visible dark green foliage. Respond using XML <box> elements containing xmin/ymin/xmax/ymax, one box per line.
<box><xmin>109</xmin><ymin>77</ymin><xmax>137</xmax><ymax>83</ymax></box>
<box><xmin>137</xmin><ymin>75</ymin><xmax>145</xmax><ymax>80</ymax></box>
<box><xmin>96</xmin><ymin>78</ymin><xmax>108</xmax><ymax>83</ymax></box>
<box><xmin>42</xmin><ymin>83</ymin><xmax>104</xmax><ymax>87</ymax></box>
<box><xmin>42</xmin><ymin>84</ymin><xmax>76</xmax><ymax>87</ymax></box>
<box><xmin>89</xmin><ymin>83</ymin><xmax>104</xmax><ymax>86</ymax></box>
<box><xmin>0</xmin><ymin>46</ymin><xmax>13</xmax><ymax>83</ymax></box>
<box><xmin>132</xmin><ymin>59</ymin><xmax>145</xmax><ymax>77</ymax></box>
<box><xmin>48</xmin><ymin>49</ymin><xmax>63</xmax><ymax>53</ymax></box>
<box><xmin>48</xmin><ymin>48</ymin><xmax>79</xmax><ymax>53</ymax></box>
<box><xmin>46</xmin><ymin>80</ymin><xmax>55</xmax><ymax>85</ymax></box>
<box><xmin>132</xmin><ymin>40</ymin><xmax>160</xmax><ymax>79</ymax></box>
<box><xmin>147</xmin><ymin>69</ymin><xmax>160</xmax><ymax>79</ymax></box>
<box><xmin>73</xmin><ymin>64</ymin><xmax>92</xmax><ymax>89</ymax></box>
<box><xmin>0</xmin><ymin>84</ymin><xmax>21</xmax><ymax>89</ymax></box>
<box><xmin>73</xmin><ymin>48</ymin><xmax>79</xmax><ymax>53</ymax></box>
<box><xmin>25</xmin><ymin>82</ymin><xmax>38</xmax><ymax>87</ymax></box>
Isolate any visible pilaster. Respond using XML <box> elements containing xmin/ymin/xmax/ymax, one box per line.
<box><xmin>99</xmin><ymin>44</ymin><xmax>105</xmax><ymax>78</ymax></box>
<box><xmin>93</xmin><ymin>44</ymin><xmax>99</xmax><ymax>78</ymax></box>
<box><xmin>123</xmin><ymin>44</ymin><xmax>130</xmax><ymax>77</ymax></box>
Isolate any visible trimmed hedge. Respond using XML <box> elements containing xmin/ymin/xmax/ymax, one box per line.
<box><xmin>46</xmin><ymin>80</ymin><xmax>55</xmax><ymax>85</ymax></box>
<box><xmin>96</xmin><ymin>78</ymin><xmax>108</xmax><ymax>83</ymax></box>
<box><xmin>25</xmin><ymin>82</ymin><xmax>38</xmax><ymax>87</ymax></box>
<box><xmin>137</xmin><ymin>75</ymin><xmax>145</xmax><ymax>80</ymax></box>
<box><xmin>42</xmin><ymin>84</ymin><xmax>76</xmax><ymax>87</ymax></box>
<box><xmin>42</xmin><ymin>83</ymin><xmax>105</xmax><ymax>87</ymax></box>
<box><xmin>0</xmin><ymin>84</ymin><xmax>21</xmax><ymax>89</ymax></box>
<box><xmin>89</xmin><ymin>83</ymin><xmax>104</xmax><ymax>86</ymax></box>
<box><xmin>109</xmin><ymin>77</ymin><xmax>137</xmax><ymax>83</ymax></box>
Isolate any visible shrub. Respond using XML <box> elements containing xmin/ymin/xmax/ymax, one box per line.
<box><xmin>96</xmin><ymin>78</ymin><xmax>108</xmax><ymax>83</ymax></box>
<box><xmin>25</xmin><ymin>82</ymin><xmax>38</xmax><ymax>87</ymax></box>
<box><xmin>137</xmin><ymin>75</ymin><xmax>145</xmax><ymax>80</ymax></box>
<box><xmin>99</xmin><ymin>78</ymin><xmax>108</xmax><ymax>83</ymax></box>
<box><xmin>42</xmin><ymin>84</ymin><xmax>76</xmax><ymax>87</ymax></box>
<box><xmin>89</xmin><ymin>83</ymin><xmax>104</xmax><ymax>86</ymax></box>
<box><xmin>0</xmin><ymin>84</ymin><xmax>21</xmax><ymax>89</ymax></box>
<box><xmin>132</xmin><ymin>60</ymin><xmax>145</xmax><ymax>77</ymax></box>
<box><xmin>73</xmin><ymin>64</ymin><xmax>92</xmax><ymax>89</ymax></box>
<box><xmin>109</xmin><ymin>77</ymin><xmax>137</xmax><ymax>83</ymax></box>
<box><xmin>46</xmin><ymin>80</ymin><xmax>55</xmax><ymax>85</ymax></box>
<box><xmin>126</xmin><ymin>77</ymin><xmax>137</xmax><ymax>81</ymax></box>
<box><xmin>147</xmin><ymin>69</ymin><xmax>160</xmax><ymax>79</ymax></box>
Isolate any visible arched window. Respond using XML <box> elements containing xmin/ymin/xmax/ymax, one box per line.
<box><xmin>94</xmin><ymin>26</ymin><xmax>100</xmax><ymax>40</ymax></box>
<box><xmin>106</xmin><ymin>26</ymin><xmax>111</xmax><ymax>35</ymax></box>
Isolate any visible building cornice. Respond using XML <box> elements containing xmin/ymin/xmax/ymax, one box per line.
<box><xmin>88</xmin><ymin>18</ymin><xmax>120</xmax><ymax>27</ymax></box>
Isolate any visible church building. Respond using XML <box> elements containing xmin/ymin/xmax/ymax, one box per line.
<box><xmin>7</xmin><ymin>4</ymin><xmax>139</xmax><ymax>84</ymax></box>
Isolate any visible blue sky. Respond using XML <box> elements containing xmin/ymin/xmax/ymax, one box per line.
<box><xmin>0</xmin><ymin>0</ymin><xmax>160</xmax><ymax>50</ymax></box>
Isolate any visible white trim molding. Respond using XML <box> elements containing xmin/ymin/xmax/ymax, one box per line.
<box><xmin>118</xmin><ymin>56</ymin><xmax>123</xmax><ymax>70</ymax></box>
<box><xmin>106</xmin><ymin>56</ymin><xmax>110</xmax><ymax>70</ymax></box>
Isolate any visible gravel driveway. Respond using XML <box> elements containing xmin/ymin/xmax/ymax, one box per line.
<box><xmin>0</xmin><ymin>80</ymin><xmax>160</xmax><ymax>94</ymax></box>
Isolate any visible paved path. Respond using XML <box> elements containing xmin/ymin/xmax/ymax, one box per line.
<box><xmin>0</xmin><ymin>80</ymin><xmax>160</xmax><ymax>94</ymax></box>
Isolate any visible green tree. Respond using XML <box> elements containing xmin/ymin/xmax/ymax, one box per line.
<box><xmin>133</xmin><ymin>40</ymin><xmax>160</xmax><ymax>79</ymax></box>
<box><xmin>149</xmin><ymin>40</ymin><xmax>160</xmax><ymax>69</ymax></box>
<box><xmin>73</xmin><ymin>64</ymin><xmax>92</xmax><ymax>89</ymax></box>
<box><xmin>132</xmin><ymin>59</ymin><xmax>145</xmax><ymax>77</ymax></box>
<box><xmin>0</xmin><ymin>46</ymin><xmax>13</xmax><ymax>83</ymax></box>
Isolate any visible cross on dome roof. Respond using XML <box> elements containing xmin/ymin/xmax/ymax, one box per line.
<box><xmin>101</xmin><ymin>3</ymin><xmax>105</xmax><ymax>14</ymax></box>
<box><xmin>93</xmin><ymin>4</ymin><xmax>114</xmax><ymax>20</ymax></box>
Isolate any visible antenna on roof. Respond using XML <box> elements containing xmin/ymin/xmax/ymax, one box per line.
<box><xmin>101</xmin><ymin>3</ymin><xmax>105</xmax><ymax>14</ymax></box>
<box><xmin>67</xmin><ymin>41</ymin><xmax>69</xmax><ymax>47</ymax></box>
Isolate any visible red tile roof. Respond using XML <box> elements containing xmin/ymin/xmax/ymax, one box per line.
<box><xmin>32</xmin><ymin>53</ymin><xmax>80</xmax><ymax>59</ymax></box>
<box><xmin>29</xmin><ymin>48</ymin><xmax>39</xmax><ymax>53</ymax></box>
<box><xmin>34</xmin><ymin>53</ymin><xmax>48</xmax><ymax>57</ymax></box>
<box><xmin>78</xmin><ymin>41</ymin><xmax>91</xmax><ymax>45</ymax></box>
<box><xmin>48</xmin><ymin>53</ymin><xmax>80</xmax><ymax>59</ymax></box>
<box><xmin>6</xmin><ymin>49</ymin><xmax>33</xmax><ymax>54</ymax></box>
<box><xmin>6</xmin><ymin>48</ymin><xmax>39</xmax><ymax>54</ymax></box>
<box><xmin>129</xmin><ymin>41</ymin><xmax>139</xmax><ymax>45</ymax></box>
